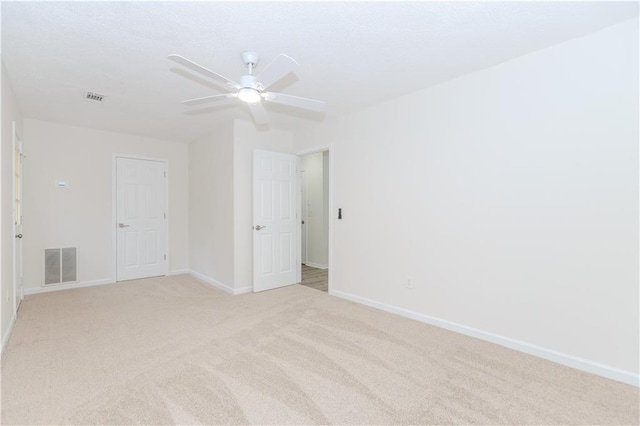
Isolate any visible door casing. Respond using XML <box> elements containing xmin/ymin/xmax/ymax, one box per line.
<box><xmin>12</xmin><ymin>121</ymin><xmax>24</xmax><ymax>315</ymax></box>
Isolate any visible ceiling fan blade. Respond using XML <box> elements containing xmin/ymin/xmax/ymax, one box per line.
<box><xmin>181</xmin><ymin>93</ymin><xmax>236</xmax><ymax>106</ymax></box>
<box><xmin>263</xmin><ymin>92</ymin><xmax>325</xmax><ymax>113</ymax></box>
<box><xmin>257</xmin><ymin>54</ymin><xmax>298</xmax><ymax>90</ymax></box>
<box><xmin>168</xmin><ymin>54</ymin><xmax>241</xmax><ymax>90</ymax></box>
<box><xmin>247</xmin><ymin>102</ymin><xmax>269</xmax><ymax>126</ymax></box>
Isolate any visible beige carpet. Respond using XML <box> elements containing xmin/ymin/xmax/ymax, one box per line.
<box><xmin>1</xmin><ymin>275</ymin><xmax>638</xmax><ymax>425</ymax></box>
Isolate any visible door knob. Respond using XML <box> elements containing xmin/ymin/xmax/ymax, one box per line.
<box><xmin>118</xmin><ymin>223</ymin><xmax>130</xmax><ymax>228</ymax></box>
<box><xmin>15</xmin><ymin>233</ymin><xmax>22</xmax><ymax>239</ymax></box>
<box><xmin>254</xmin><ymin>225</ymin><xmax>266</xmax><ymax>231</ymax></box>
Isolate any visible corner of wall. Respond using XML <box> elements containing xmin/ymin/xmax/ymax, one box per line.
<box><xmin>187</xmin><ymin>121</ymin><xmax>236</xmax><ymax>288</ymax></box>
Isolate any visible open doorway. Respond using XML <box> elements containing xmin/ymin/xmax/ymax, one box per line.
<box><xmin>299</xmin><ymin>150</ymin><xmax>329</xmax><ymax>292</ymax></box>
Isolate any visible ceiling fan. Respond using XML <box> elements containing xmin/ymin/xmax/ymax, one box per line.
<box><xmin>168</xmin><ymin>51</ymin><xmax>325</xmax><ymax>125</ymax></box>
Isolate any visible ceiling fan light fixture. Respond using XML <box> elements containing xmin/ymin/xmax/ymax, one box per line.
<box><xmin>237</xmin><ymin>88</ymin><xmax>261</xmax><ymax>104</ymax></box>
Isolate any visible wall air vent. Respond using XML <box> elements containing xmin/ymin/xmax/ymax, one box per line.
<box><xmin>85</xmin><ymin>91</ymin><xmax>105</xmax><ymax>103</ymax></box>
<box><xmin>44</xmin><ymin>247</ymin><xmax>78</xmax><ymax>285</ymax></box>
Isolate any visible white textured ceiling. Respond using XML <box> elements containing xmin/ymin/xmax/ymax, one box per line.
<box><xmin>2</xmin><ymin>1</ymin><xmax>637</xmax><ymax>142</ymax></box>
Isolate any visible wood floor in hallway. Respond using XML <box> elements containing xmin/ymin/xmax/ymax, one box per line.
<box><xmin>300</xmin><ymin>264</ymin><xmax>328</xmax><ymax>292</ymax></box>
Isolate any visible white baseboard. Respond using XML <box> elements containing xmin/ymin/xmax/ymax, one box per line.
<box><xmin>187</xmin><ymin>270</ymin><xmax>239</xmax><ymax>295</ymax></box>
<box><xmin>330</xmin><ymin>289</ymin><xmax>639</xmax><ymax>388</ymax></box>
<box><xmin>24</xmin><ymin>278</ymin><xmax>114</xmax><ymax>295</ymax></box>
<box><xmin>168</xmin><ymin>269</ymin><xmax>189</xmax><ymax>276</ymax></box>
<box><xmin>189</xmin><ymin>271</ymin><xmax>253</xmax><ymax>295</ymax></box>
<box><xmin>1</xmin><ymin>314</ymin><xmax>16</xmax><ymax>356</ymax></box>
<box><xmin>233</xmin><ymin>285</ymin><xmax>253</xmax><ymax>295</ymax></box>
<box><xmin>304</xmin><ymin>262</ymin><xmax>328</xmax><ymax>270</ymax></box>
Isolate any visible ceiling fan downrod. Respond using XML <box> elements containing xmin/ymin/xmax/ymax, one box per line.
<box><xmin>241</xmin><ymin>51</ymin><xmax>259</xmax><ymax>75</ymax></box>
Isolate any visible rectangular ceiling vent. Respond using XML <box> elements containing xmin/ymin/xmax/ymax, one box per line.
<box><xmin>85</xmin><ymin>91</ymin><xmax>105</xmax><ymax>103</ymax></box>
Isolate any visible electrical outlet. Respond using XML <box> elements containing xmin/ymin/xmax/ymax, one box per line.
<box><xmin>406</xmin><ymin>276</ymin><xmax>413</xmax><ymax>289</ymax></box>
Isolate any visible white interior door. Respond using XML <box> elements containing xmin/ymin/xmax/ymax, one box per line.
<box><xmin>12</xmin><ymin>122</ymin><xmax>24</xmax><ymax>313</ymax></box>
<box><xmin>116</xmin><ymin>157</ymin><xmax>167</xmax><ymax>281</ymax></box>
<box><xmin>253</xmin><ymin>150</ymin><xmax>299</xmax><ymax>292</ymax></box>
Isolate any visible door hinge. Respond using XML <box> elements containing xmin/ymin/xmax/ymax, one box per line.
<box><xmin>164</xmin><ymin>213</ymin><xmax>166</xmax><ymax>219</ymax></box>
<box><xmin>163</xmin><ymin>171</ymin><xmax>166</xmax><ymax>178</ymax></box>
<box><xmin>164</xmin><ymin>254</ymin><xmax>167</xmax><ymax>261</ymax></box>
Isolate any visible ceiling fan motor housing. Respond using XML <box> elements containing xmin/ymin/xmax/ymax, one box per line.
<box><xmin>240</xmin><ymin>74</ymin><xmax>258</xmax><ymax>89</ymax></box>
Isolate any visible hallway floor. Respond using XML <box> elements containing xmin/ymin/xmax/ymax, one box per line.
<box><xmin>300</xmin><ymin>264</ymin><xmax>328</xmax><ymax>292</ymax></box>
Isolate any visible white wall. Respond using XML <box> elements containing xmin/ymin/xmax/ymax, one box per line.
<box><xmin>294</xmin><ymin>18</ymin><xmax>639</xmax><ymax>380</ymax></box>
<box><xmin>1</xmin><ymin>62</ymin><xmax>23</xmax><ymax>351</ymax></box>
<box><xmin>302</xmin><ymin>151</ymin><xmax>328</xmax><ymax>268</ymax></box>
<box><xmin>22</xmin><ymin>119</ymin><xmax>189</xmax><ymax>289</ymax></box>
<box><xmin>233</xmin><ymin>120</ymin><xmax>295</xmax><ymax>290</ymax></box>
<box><xmin>188</xmin><ymin>123</ymin><xmax>235</xmax><ymax>289</ymax></box>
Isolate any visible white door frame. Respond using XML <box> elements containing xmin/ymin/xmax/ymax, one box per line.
<box><xmin>12</xmin><ymin>121</ymin><xmax>24</xmax><ymax>316</ymax></box>
<box><xmin>296</xmin><ymin>156</ymin><xmax>302</xmax><ymax>284</ymax></box>
<box><xmin>111</xmin><ymin>154</ymin><xmax>169</xmax><ymax>282</ymax></box>
<box><xmin>300</xmin><ymin>167</ymin><xmax>308</xmax><ymax>265</ymax></box>
<box><xmin>296</xmin><ymin>146</ymin><xmax>333</xmax><ymax>293</ymax></box>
